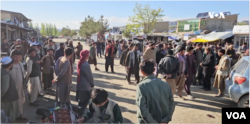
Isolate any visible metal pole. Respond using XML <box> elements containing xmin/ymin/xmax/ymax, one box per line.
<box><xmin>6</xmin><ymin>25</ymin><xmax>8</xmax><ymax>41</ymax></box>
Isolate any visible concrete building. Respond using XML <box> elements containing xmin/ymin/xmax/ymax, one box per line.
<box><xmin>169</xmin><ymin>21</ymin><xmax>177</xmax><ymax>32</ymax></box>
<box><xmin>153</xmin><ymin>21</ymin><xmax>169</xmax><ymax>33</ymax></box>
<box><xmin>1</xmin><ymin>10</ymin><xmax>34</xmax><ymax>42</ymax></box>
<box><xmin>232</xmin><ymin>25</ymin><xmax>249</xmax><ymax>48</ymax></box>
<box><xmin>176</xmin><ymin>12</ymin><xmax>238</xmax><ymax>33</ymax></box>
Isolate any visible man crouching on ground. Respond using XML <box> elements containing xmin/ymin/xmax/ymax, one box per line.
<box><xmin>136</xmin><ymin>59</ymin><xmax>175</xmax><ymax>123</ymax></box>
<box><xmin>77</xmin><ymin>88</ymin><xmax>123</xmax><ymax>123</ymax></box>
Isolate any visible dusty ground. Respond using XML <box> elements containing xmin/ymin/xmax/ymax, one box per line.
<box><xmin>20</xmin><ymin>38</ymin><xmax>237</xmax><ymax>123</ymax></box>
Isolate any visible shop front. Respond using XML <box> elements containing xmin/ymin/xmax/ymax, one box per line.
<box><xmin>232</xmin><ymin>25</ymin><xmax>249</xmax><ymax>48</ymax></box>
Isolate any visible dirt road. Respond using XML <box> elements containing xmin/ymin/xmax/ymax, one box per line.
<box><xmin>21</xmin><ymin>39</ymin><xmax>237</xmax><ymax>123</ymax></box>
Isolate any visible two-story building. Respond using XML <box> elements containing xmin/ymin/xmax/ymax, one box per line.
<box><xmin>1</xmin><ymin>10</ymin><xmax>34</xmax><ymax>42</ymax></box>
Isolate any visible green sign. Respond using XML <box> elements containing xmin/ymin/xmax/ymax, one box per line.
<box><xmin>201</xmin><ymin>20</ymin><xmax>206</xmax><ymax>26</ymax></box>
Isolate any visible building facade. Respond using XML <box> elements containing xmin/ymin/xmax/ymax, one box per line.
<box><xmin>1</xmin><ymin>10</ymin><xmax>34</xmax><ymax>42</ymax></box>
<box><xmin>176</xmin><ymin>12</ymin><xmax>238</xmax><ymax>33</ymax></box>
<box><xmin>232</xmin><ymin>25</ymin><xmax>249</xmax><ymax>48</ymax></box>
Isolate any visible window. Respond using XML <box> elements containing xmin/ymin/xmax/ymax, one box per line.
<box><xmin>231</xmin><ymin>59</ymin><xmax>249</xmax><ymax>75</ymax></box>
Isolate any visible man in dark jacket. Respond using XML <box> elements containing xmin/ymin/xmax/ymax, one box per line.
<box><xmin>158</xmin><ymin>49</ymin><xmax>180</xmax><ymax>95</ymax></box>
<box><xmin>155</xmin><ymin>44</ymin><xmax>166</xmax><ymax>78</ymax></box>
<box><xmin>125</xmin><ymin>44</ymin><xmax>140</xmax><ymax>84</ymax></box>
<box><xmin>200</xmin><ymin>47</ymin><xmax>215</xmax><ymax>91</ymax></box>
<box><xmin>54</xmin><ymin>43</ymin><xmax>65</xmax><ymax>62</ymax></box>
<box><xmin>119</xmin><ymin>45</ymin><xmax>129</xmax><ymax>66</ymax></box>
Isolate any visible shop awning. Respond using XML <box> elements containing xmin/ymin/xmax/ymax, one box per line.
<box><xmin>192</xmin><ymin>32</ymin><xmax>234</xmax><ymax>42</ymax></box>
<box><xmin>233</xmin><ymin>25</ymin><xmax>249</xmax><ymax>34</ymax></box>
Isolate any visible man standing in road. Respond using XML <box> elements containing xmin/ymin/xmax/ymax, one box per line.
<box><xmin>213</xmin><ymin>49</ymin><xmax>230</xmax><ymax>97</ymax></box>
<box><xmin>26</xmin><ymin>48</ymin><xmax>43</xmax><ymax>106</ymax></box>
<box><xmin>105</xmin><ymin>40</ymin><xmax>116</xmax><ymax>73</ymax></box>
<box><xmin>88</xmin><ymin>42</ymin><xmax>100</xmax><ymax>70</ymax></box>
<box><xmin>200</xmin><ymin>47</ymin><xmax>215</xmax><ymax>91</ymax></box>
<box><xmin>96</xmin><ymin>39</ymin><xmax>102</xmax><ymax>58</ymax></box>
<box><xmin>158</xmin><ymin>49</ymin><xmax>180</xmax><ymax>95</ymax></box>
<box><xmin>55</xmin><ymin>43</ymin><xmax>65</xmax><ymax>62</ymax></box>
<box><xmin>41</xmin><ymin>49</ymin><xmax>55</xmax><ymax>92</ymax></box>
<box><xmin>136</xmin><ymin>59</ymin><xmax>175</xmax><ymax>123</ymax></box>
<box><xmin>9</xmin><ymin>51</ymin><xmax>27</xmax><ymax>120</ymax></box>
<box><xmin>75</xmin><ymin>42</ymin><xmax>83</xmax><ymax>59</ymax></box>
<box><xmin>193</xmin><ymin>43</ymin><xmax>203</xmax><ymax>85</ymax></box>
<box><xmin>53</xmin><ymin>47</ymin><xmax>73</xmax><ymax>103</ymax></box>
<box><xmin>125</xmin><ymin>43</ymin><xmax>141</xmax><ymax>84</ymax></box>
<box><xmin>175</xmin><ymin>47</ymin><xmax>187</xmax><ymax>98</ymax></box>
<box><xmin>1</xmin><ymin>56</ymin><xmax>20</xmax><ymax>123</ymax></box>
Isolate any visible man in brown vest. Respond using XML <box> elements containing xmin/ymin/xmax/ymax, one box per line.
<box><xmin>1</xmin><ymin>56</ymin><xmax>20</xmax><ymax>122</ymax></box>
<box><xmin>41</xmin><ymin>49</ymin><xmax>55</xmax><ymax>92</ymax></box>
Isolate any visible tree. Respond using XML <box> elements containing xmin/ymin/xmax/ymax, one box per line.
<box><xmin>123</xmin><ymin>24</ymin><xmax>140</xmax><ymax>38</ymax></box>
<box><xmin>129</xmin><ymin>3</ymin><xmax>164</xmax><ymax>39</ymax></box>
<box><xmin>237</xmin><ymin>22</ymin><xmax>248</xmax><ymax>25</ymax></box>
<box><xmin>79</xmin><ymin>15</ymin><xmax>97</xmax><ymax>38</ymax></box>
<box><xmin>34</xmin><ymin>23</ymin><xmax>39</xmax><ymax>30</ymax></box>
<box><xmin>60</xmin><ymin>26</ymin><xmax>71</xmax><ymax>37</ymax></box>
<box><xmin>96</xmin><ymin>15</ymin><xmax>109</xmax><ymax>41</ymax></box>
<box><xmin>40</xmin><ymin>23</ymin><xmax>46</xmax><ymax>35</ymax></box>
<box><xmin>70</xmin><ymin>30</ymin><xmax>77</xmax><ymax>37</ymax></box>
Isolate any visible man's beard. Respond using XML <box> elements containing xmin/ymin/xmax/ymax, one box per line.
<box><xmin>151</xmin><ymin>48</ymin><xmax>154</xmax><ymax>50</ymax></box>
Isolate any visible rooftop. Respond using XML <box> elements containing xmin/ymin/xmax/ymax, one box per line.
<box><xmin>1</xmin><ymin>10</ymin><xmax>29</xmax><ymax>20</ymax></box>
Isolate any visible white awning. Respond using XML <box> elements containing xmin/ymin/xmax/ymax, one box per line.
<box><xmin>233</xmin><ymin>25</ymin><xmax>249</xmax><ymax>34</ymax></box>
<box><xmin>196</xmin><ymin>32</ymin><xmax>234</xmax><ymax>41</ymax></box>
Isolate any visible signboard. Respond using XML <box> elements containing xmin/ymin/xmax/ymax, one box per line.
<box><xmin>183</xmin><ymin>33</ymin><xmax>189</xmax><ymax>40</ymax></box>
<box><xmin>184</xmin><ymin>36</ymin><xmax>189</xmax><ymax>40</ymax></box>
<box><xmin>201</xmin><ymin>20</ymin><xmax>206</xmax><ymax>25</ymax></box>
<box><xmin>184</xmin><ymin>24</ymin><xmax>190</xmax><ymax>30</ymax></box>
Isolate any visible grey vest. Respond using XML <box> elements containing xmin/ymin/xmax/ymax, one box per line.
<box><xmin>26</xmin><ymin>56</ymin><xmax>40</xmax><ymax>77</ymax></box>
<box><xmin>1</xmin><ymin>68</ymin><xmax>19</xmax><ymax>102</ymax></box>
<box><xmin>91</xmin><ymin>99</ymin><xmax>117</xmax><ymax>123</ymax></box>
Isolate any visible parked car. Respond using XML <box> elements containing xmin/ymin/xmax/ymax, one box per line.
<box><xmin>225</xmin><ymin>56</ymin><xmax>249</xmax><ymax>108</ymax></box>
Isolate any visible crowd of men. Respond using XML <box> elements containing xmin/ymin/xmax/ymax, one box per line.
<box><xmin>1</xmin><ymin>37</ymin><xmax>249</xmax><ymax>123</ymax></box>
<box><xmin>1</xmin><ymin>37</ymin><xmax>83</xmax><ymax>123</ymax></box>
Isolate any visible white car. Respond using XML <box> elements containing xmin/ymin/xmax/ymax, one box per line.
<box><xmin>225</xmin><ymin>56</ymin><xmax>249</xmax><ymax>108</ymax></box>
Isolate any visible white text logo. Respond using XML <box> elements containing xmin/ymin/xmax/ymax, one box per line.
<box><xmin>226</xmin><ymin>112</ymin><xmax>246</xmax><ymax>119</ymax></box>
<box><xmin>208</xmin><ymin>12</ymin><xmax>225</xmax><ymax>19</ymax></box>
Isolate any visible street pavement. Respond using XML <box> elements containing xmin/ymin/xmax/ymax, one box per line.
<box><xmin>20</xmin><ymin>38</ymin><xmax>237</xmax><ymax>123</ymax></box>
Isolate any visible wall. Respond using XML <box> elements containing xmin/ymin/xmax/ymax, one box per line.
<box><xmin>200</xmin><ymin>14</ymin><xmax>238</xmax><ymax>31</ymax></box>
<box><xmin>154</xmin><ymin>21</ymin><xmax>169</xmax><ymax>32</ymax></box>
<box><xmin>1</xmin><ymin>12</ymin><xmax>11</xmax><ymax>20</ymax></box>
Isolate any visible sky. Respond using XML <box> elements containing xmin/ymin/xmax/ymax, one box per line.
<box><xmin>1</xmin><ymin>1</ymin><xmax>249</xmax><ymax>29</ymax></box>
